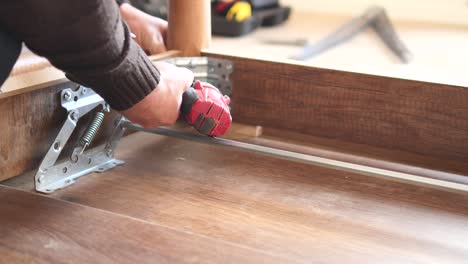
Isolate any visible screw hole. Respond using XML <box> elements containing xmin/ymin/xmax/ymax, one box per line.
<box><xmin>62</xmin><ymin>167</ymin><xmax>68</xmax><ymax>173</ymax></box>
<box><xmin>218</xmin><ymin>63</ymin><xmax>222</xmax><ymax>68</ymax></box>
<box><xmin>88</xmin><ymin>157</ymin><xmax>92</xmax><ymax>164</ymax></box>
<box><xmin>73</xmin><ymin>96</ymin><xmax>78</xmax><ymax>102</ymax></box>
<box><xmin>53</xmin><ymin>141</ymin><xmax>60</xmax><ymax>151</ymax></box>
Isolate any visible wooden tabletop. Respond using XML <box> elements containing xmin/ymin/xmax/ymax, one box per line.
<box><xmin>3</xmin><ymin>131</ymin><xmax>468</xmax><ymax>263</ymax></box>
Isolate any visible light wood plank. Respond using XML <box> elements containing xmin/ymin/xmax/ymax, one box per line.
<box><xmin>208</xmin><ymin>11</ymin><xmax>468</xmax><ymax>86</ymax></box>
<box><xmin>1</xmin><ymin>50</ymin><xmax>181</xmax><ymax>98</ymax></box>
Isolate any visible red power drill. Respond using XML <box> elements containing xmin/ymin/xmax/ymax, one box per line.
<box><xmin>181</xmin><ymin>81</ymin><xmax>232</xmax><ymax>137</ymax></box>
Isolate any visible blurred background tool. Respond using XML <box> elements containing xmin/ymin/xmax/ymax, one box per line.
<box><xmin>211</xmin><ymin>0</ymin><xmax>291</xmax><ymax>36</ymax></box>
<box><xmin>264</xmin><ymin>6</ymin><xmax>412</xmax><ymax>63</ymax></box>
<box><xmin>214</xmin><ymin>0</ymin><xmax>252</xmax><ymax>22</ymax></box>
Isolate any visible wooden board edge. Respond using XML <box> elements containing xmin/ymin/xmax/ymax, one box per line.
<box><xmin>0</xmin><ymin>50</ymin><xmax>182</xmax><ymax>99</ymax></box>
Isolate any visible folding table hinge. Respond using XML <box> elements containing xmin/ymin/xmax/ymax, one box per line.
<box><xmin>34</xmin><ymin>86</ymin><xmax>125</xmax><ymax>193</ymax></box>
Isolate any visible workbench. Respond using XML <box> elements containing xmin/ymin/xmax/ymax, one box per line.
<box><xmin>1</xmin><ymin>2</ymin><xmax>468</xmax><ymax>263</ymax></box>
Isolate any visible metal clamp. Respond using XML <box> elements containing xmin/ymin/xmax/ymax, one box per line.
<box><xmin>34</xmin><ymin>86</ymin><xmax>124</xmax><ymax>193</ymax></box>
<box><xmin>166</xmin><ymin>57</ymin><xmax>234</xmax><ymax>95</ymax></box>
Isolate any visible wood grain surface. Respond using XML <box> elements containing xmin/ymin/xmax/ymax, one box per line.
<box><xmin>205</xmin><ymin>53</ymin><xmax>468</xmax><ymax>171</ymax></box>
<box><xmin>0</xmin><ymin>185</ymin><xmax>287</xmax><ymax>264</ymax></box>
<box><xmin>37</xmin><ymin>132</ymin><xmax>468</xmax><ymax>263</ymax></box>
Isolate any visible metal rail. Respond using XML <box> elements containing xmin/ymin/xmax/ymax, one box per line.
<box><xmin>121</xmin><ymin>121</ymin><xmax>468</xmax><ymax>192</ymax></box>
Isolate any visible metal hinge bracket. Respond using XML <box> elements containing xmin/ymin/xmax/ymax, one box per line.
<box><xmin>167</xmin><ymin>57</ymin><xmax>234</xmax><ymax>95</ymax></box>
<box><xmin>34</xmin><ymin>86</ymin><xmax>125</xmax><ymax>193</ymax></box>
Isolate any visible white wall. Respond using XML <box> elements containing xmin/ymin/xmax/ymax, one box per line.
<box><xmin>280</xmin><ymin>0</ymin><xmax>468</xmax><ymax>26</ymax></box>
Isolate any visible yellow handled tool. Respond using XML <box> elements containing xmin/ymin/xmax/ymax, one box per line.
<box><xmin>215</xmin><ymin>0</ymin><xmax>252</xmax><ymax>22</ymax></box>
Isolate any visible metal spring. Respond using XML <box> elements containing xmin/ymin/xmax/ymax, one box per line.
<box><xmin>80</xmin><ymin>111</ymin><xmax>105</xmax><ymax>148</ymax></box>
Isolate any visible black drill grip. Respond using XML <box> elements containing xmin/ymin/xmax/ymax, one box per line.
<box><xmin>181</xmin><ymin>87</ymin><xmax>199</xmax><ymax>117</ymax></box>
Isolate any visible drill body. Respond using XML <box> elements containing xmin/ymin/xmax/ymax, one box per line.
<box><xmin>181</xmin><ymin>81</ymin><xmax>232</xmax><ymax>137</ymax></box>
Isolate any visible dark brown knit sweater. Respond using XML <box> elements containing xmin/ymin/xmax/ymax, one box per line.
<box><xmin>0</xmin><ymin>0</ymin><xmax>160</xmax><ymax>111</ymax></box>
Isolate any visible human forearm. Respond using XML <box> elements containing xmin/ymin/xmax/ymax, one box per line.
<box><xmin>0</xmin><ymin>0</ymin><xmax>160</xmax><ymax>111</ymax></box>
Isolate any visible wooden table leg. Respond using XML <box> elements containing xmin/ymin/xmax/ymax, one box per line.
<box><xmin>167</xmin><ymin>0</ymin><xmax>211</xmax><ymax>56</ymax></box>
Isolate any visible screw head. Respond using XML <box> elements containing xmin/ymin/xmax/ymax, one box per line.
<box><xmin>81</xmin><ymin>88</ymin><xmax>88</xmax><ymax>95</ymax></box>
<box><xmin>103</xmin><ymin>104</ymin><xmax>110</xmax><ymax>112</ymax></box>
<box><xmin>106</xmin><ymin>149</ymin><xmax>113</xmax><ymax>157</ymax></box>
<box><xmin>70</xmin><ymin>110</ymin><xmax>79</xmax><ymax>121</ymax></box>
<box><xmin>63</xmin><ymin>91</ymin><xmax>72</xmax><ymax>101</ymax></box>
<box><xmin>71</xmin><ymin>154</ymin><xmax>79</xmax><ymax>163</ymax></box>
<box><xmin>37</xmin><ymin>175</ymin><xmax>44</xmax><ymax>183</ymax></box>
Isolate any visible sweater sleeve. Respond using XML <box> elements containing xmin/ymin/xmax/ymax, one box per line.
<box><xmin>0</xmin><ymin>0</ymin><xmax>160</xmax><ymax>111</ymax></box>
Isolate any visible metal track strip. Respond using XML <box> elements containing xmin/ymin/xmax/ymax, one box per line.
<box><xmin>121</xmin><ymin>121</ymin><xmax>468</xmax><ymax>192</ymax></box>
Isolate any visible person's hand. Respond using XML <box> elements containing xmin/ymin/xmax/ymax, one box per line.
<box><xmin>121</xmin><ymin>62</ymin><xmax>194</xmax><ymax>128</ymax></box>
<box><xmin>120</xmin><ymin>3</ymin><xmax>168</xmax><ymax>54</ymax></box>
